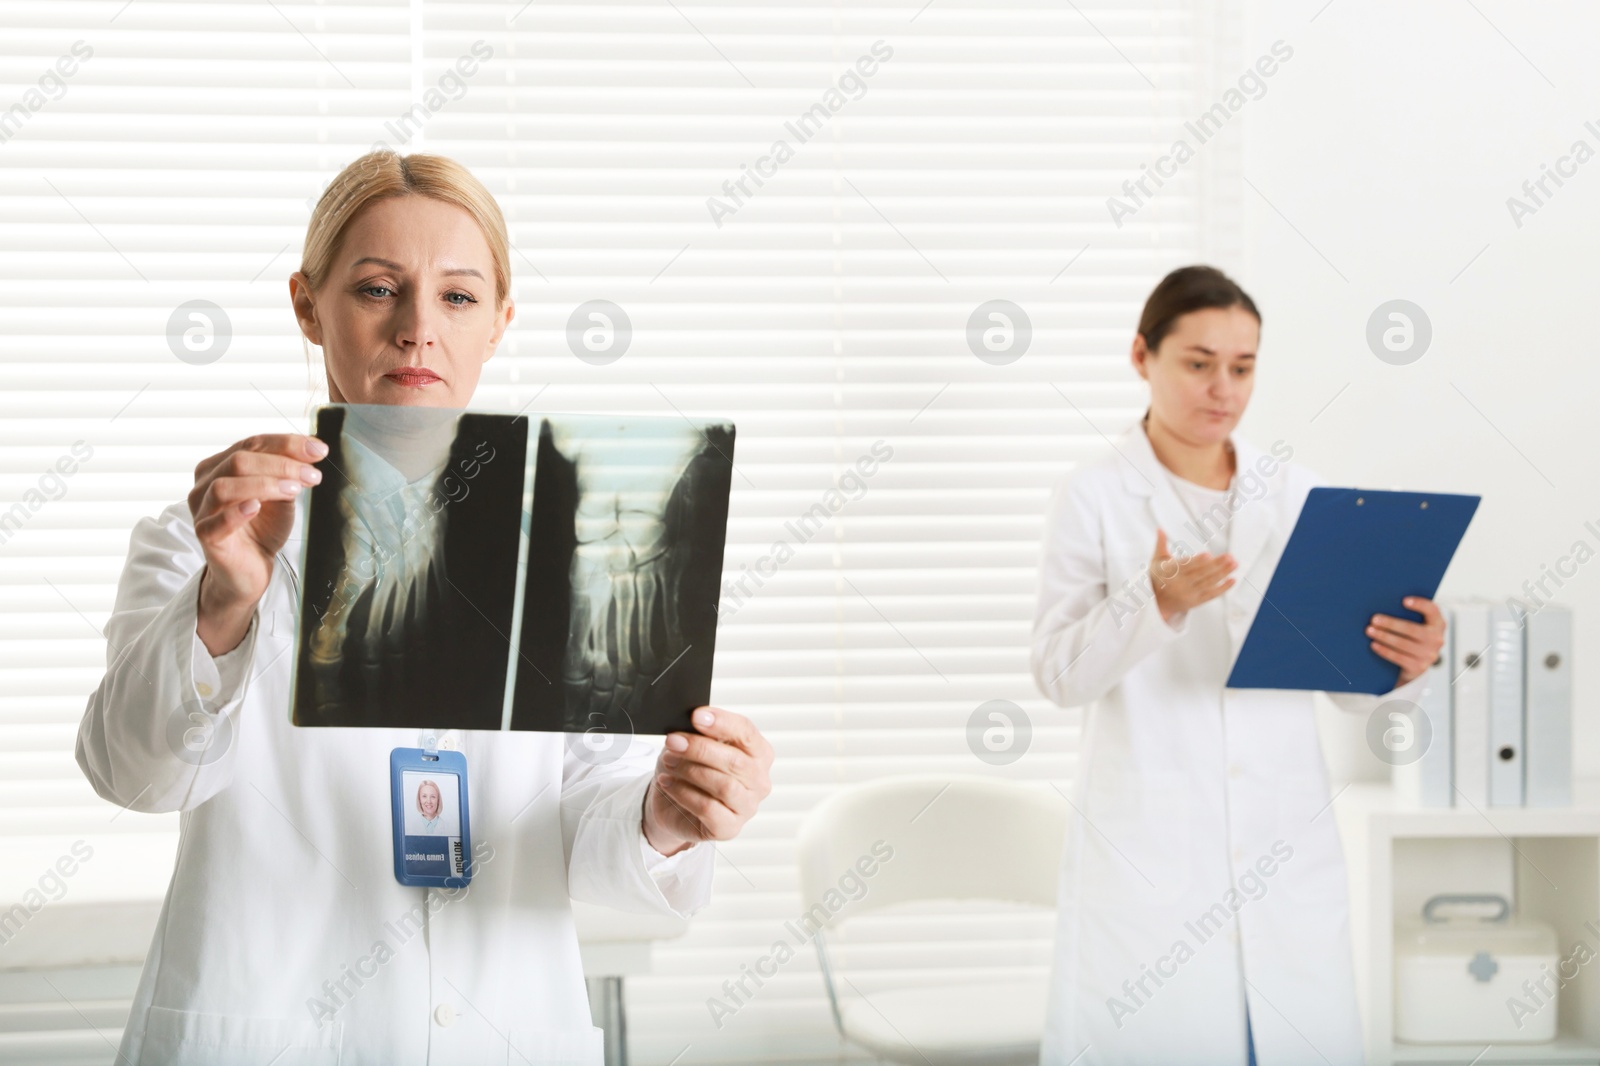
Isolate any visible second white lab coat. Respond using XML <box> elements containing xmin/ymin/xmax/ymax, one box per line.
<box><xmin>1032</xmin><ymin>418</ymin><xmax>1427</xmax><ymax>1066</ymax></box>
<box><xmin>76</xmin><ymin>494</ymin><xmax>717</xmax><ymax>1065</ymax></box>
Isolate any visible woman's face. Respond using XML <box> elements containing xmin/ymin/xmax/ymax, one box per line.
<box><xmin>1132</xmin><ymin>305</ymin><xmax>1258</xmax><ymax>447</ymax></box>
<box><xmin>418</xmin><ymin>781</ymin><xmax>441</xmax><ymax>818</ymax></box>
<box><xmin>290</xmin><ymin>195</ymin><xmax>514</xmax><ymax>408</ymax></box>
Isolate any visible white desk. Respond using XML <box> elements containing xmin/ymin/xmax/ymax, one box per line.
<box><xmin>572</xmin><ymin>902</ymin><xmax>690</xmax><ymax>1066</ymax></box>
<box><xmin>0</xmin><ymin>890</ymin><xmax>689</xmax><ymax>1066</ymax></box>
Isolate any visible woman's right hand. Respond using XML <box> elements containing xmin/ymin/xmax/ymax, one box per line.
<box><xmin>1148</xmin><ymin>528</ymin><xmax>1236</xmax><ymax>624</ymax></box>
<box><xmin>188</xmin><ymin>433</ymin><xmax>327</xmax><ymax>656</ymax></box>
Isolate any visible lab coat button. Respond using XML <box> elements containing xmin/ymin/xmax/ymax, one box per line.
<box><xmin>1228</xmin><ymin>764</ymin><xmax>1243</xmax><ymax>779</ymax></box>
<box><xmin>433</xmin><ymin>1003</ymin><xmax>457</xmax><ymax>1027</ymax></box>
<box><xmin>1232</xmin><ymin>848</ymin><xmax>1244</xmax><ymax>862</ymax></box>
<box><xmin>195</xmin><ymin>682</ymin><xmax>214</xmax><ymax>697</ymax></box>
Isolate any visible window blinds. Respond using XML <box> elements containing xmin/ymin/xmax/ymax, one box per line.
<box><xmin>0</xmin><ymin>1</ymin><xmax>1236</xmax><ymax>1061</ymax></box>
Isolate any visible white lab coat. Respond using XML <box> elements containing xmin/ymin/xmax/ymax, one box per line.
<box><xmin>1032</xmin><ymin>419</ymin><xmax>1426</xmax><ymax>1066</ymax></box>
<box><xmin>76</xmin><ymin>495</ymin><xmax>717</xmax><ymax>1066</ymax></box>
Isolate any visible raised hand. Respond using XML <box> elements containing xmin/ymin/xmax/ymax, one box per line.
<box><xmin>189</xmin><ymin>433</ymin><xmax>326</xmax><ymax>656</ymax></box>
<box><xmin>644</xmin><ymin>707</ymin><xmax>773</xmax><ymax>855</ymax></box>
<box><xmin>1148</xmin><ymin>528</ymin><xmax>1237</xmax><ymax>624</ymax></box>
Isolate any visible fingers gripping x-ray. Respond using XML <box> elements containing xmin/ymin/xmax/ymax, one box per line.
<box><xmin>554</xmin><ymin>422</ymin><xmax>705</xmax><ymax>727</ymax></box>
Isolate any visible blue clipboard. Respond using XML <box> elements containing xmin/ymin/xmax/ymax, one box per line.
<box><xmin>1226</xmin><ymin>487</ymin><xmax>1480</xmax><ymax>695</ymax></box>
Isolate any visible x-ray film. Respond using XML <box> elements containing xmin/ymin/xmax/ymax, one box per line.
<box><xmin>288</xmin><ymin>404</ymin><xmax>735</xmax><ymax>735</ymax></box>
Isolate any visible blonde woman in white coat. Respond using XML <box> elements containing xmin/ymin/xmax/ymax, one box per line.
<box><xmin>1033</xmin><ymin>266</ymin><xmax>1446</xmax><ymax>1066</ymax></box>
<box><xmin>76</xmin><ymin>151</ymin><xmax>774</xmax><ymax>1066</ymax></box>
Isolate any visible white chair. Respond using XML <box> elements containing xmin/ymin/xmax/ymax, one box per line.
<box><xmin>796</xmin><ymin>775</ymin><xmax>1068</xmax><ymax>1066</ymax></box>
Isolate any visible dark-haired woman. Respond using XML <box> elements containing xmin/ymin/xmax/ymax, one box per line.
<box><xmin>1032</xmin><ymin>266</ymin><xmax>1445</xmax><ymax>1065</ymax></box>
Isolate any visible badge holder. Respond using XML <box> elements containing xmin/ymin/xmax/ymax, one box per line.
<box><xmin>390</xmin><ymin>731</ymin><xmax>472</xmax><ymax>888</ymax></box>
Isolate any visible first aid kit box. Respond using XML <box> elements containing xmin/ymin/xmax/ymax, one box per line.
<box><xmin>1395</xmin><ymin>903</ymin><xmax>1559</xmax><ymax>1044</ymax></box>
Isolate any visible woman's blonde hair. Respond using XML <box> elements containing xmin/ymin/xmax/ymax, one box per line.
<box><xmin>301</xmin><ymin>150</ymin><xmax>512</xmax><ymax>307</ymax></box>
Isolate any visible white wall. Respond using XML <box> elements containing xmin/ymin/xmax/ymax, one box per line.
<box><xmin>1236</xmin><ymin>0</ymin><xmax>1600</xmax><ymax>780</ymax></box>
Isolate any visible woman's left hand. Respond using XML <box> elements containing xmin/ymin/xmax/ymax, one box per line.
<box><xmin>643</xmin><ymin>706</ymin><xmax>773</xmax><ymax>856</ymax></box>
<box><xmin>1368</xmin><ymin>596</ymin><xmax>1447</xmax><ymax>688</ymax></box>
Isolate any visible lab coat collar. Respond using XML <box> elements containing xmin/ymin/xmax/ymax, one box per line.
<box><xmin>1110</xmin><ymin>413</ymin><xmax>1277</xmax><ymax>583</ymax></box>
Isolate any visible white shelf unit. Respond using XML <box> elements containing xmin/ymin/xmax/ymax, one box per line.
<box><xmin>1338</xmin><ymin>781</ymin><xmax>1600</xmax><ymax>1066</ymax></box>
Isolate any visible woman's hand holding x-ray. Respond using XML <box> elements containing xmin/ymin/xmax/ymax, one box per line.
<box><xmin>1148</xmin><ymin>527</ymin><xmax>1237</xmax><ymax>624</ymax></box>
<box><xmin>189</xmin><ymin>433</ymin><xmax>327</xmax><ymax>656</ymax></box>
<box><xmin>643</xmin><ymin>707</ymin><xmax>774</xmax><ymax>855</ymax></box>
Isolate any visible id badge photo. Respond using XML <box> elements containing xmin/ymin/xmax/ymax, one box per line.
<box><xmin>389</xmin><ymin>747</ymin><xmax>473</xmax><ymax>888</ymax></box>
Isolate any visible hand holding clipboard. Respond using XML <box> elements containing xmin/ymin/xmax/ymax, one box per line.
<box><xmin>1225</xmin><ymin>488</ymin><xmax>1480</xmax><ymax>695</ymax></box>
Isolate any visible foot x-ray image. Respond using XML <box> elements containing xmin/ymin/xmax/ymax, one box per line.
<box><xmin>511</xmin><ymin>415</ymin><xmax>735</xmax><ymax>737</ymax></box>
<box><xmin>291</xmin><ymin>404</ymin><xmax>528</xmax><ymax>730</ymax></box>
<box><xmin>289</xmin><ymin>404</ymin><xmax>734</xmax><ymax>736</ymax></box>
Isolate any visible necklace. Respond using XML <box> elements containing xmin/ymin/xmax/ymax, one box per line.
<box><xmin>1160</xmin><ymin>461</ymin><xmax>1237</xmax><ymax>556</ymax></box>
<box><xmin>1143</xmin><ymin>413</ymin><xmax>1237</xmax><ymax>552</ymax></box>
